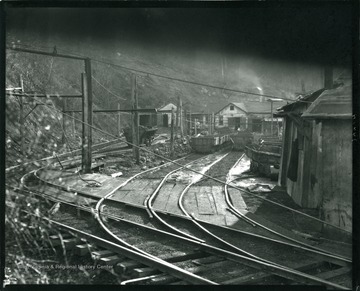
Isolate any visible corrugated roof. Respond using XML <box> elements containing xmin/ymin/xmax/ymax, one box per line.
<box><xmin>302</xmin><ymin>84</ymin><xmax>352</xmax><ymax>119</ymax></box>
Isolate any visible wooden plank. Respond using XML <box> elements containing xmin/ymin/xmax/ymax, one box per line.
<box><xmin>211</xmin><ymin>186</ymin><xmax>227</xmax><ymax>215</ymax></box>
<box><xmin>121</xmin><ymin>179</ymin><xmax>150</xmax><ymax>191</ymax></box>
<box><xmin>228</xmin><ymin>188</ymin><xmax>247</xmax><ymax>211</ymax></box>
<box><xmin>165</xmin><ymin>184</ymin><xmax>187</xmax><ymax>215</ymax></box>
<box><xmin>152</xmin><ymin>183</ymin><xmax>175</xmax><ymax>210</ymax></box>
<box><xmin>183</xmin><ymin>187</ymin><xmax>199</xmax><ymax>214</ymax></box>
<box><xmin>124</xmin><ymin>188</ymin><xmax>154</xmax><ymax>205</ymax></box>
<box><xmin>196</xmin><ymin>186</ymin><xmax>216</xmax><ymax>215</ymax></box>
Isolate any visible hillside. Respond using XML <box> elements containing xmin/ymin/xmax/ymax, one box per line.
<box><xmin>5</xmin><ymin>30</ymin><xmax>335</xmax><ymax>167</ymax></box>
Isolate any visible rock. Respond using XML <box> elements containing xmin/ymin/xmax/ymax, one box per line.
<box><xmin>141</xmin><ymin>166</ymin><xmax>147</xmax><ymax>170</ymax></box>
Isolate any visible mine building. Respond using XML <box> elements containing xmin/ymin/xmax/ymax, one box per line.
<box><xmin>275</xmin><ymin>74</ymin><xmax>352</xmax><ymax>232</ymax></box>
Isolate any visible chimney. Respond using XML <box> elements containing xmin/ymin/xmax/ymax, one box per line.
<box><xmin>324</xmin><ymin>67</ymin><xmax>333</xmax><ymax>89</ymax></box>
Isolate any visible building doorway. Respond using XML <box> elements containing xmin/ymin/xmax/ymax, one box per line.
<box><xmin>162</xmin><ymin>114</ymin><xmax>169</xmax><ymax>127</ymax></box>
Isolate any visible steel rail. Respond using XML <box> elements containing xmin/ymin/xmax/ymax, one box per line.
<box><xmin>178</xmin><ymin>179</ymin><xmax>293</xmax><ymax>269</ymax></box>
<box><xmin>224</xmin><ymin>154</ymin><xmax>351</xmax><ymax>263</ymax></box>
<box><xmin>20</xmin><ymin>161</ymin><xmax>352</xmax><ymax>268</ymax></box>
<box><xmin>5</xmin><ymin>137</ymin><xmax>126</xmax><ymax>173</ymax></box>
<box><xmin>144</xmin><ymin>152</ymin><xmax>232</xmax><ymax>243</ymax></box>
<box><xmin>45</xmin><ymin>214</ymin><xmax>347</xmax><ymax>289</ymax></box>
<box><xmin>15</xmin><ymin>183</ymin><xmax>348</xmax><ymax>288</ymax></box>
<box><xmin>37</xmin><ymin>217</ymin><xmax>218</xmax><ymax>285</ymax></box>
<box><xmin>32</xmin><ymin>98</ymin><xmax>351</xmax><ymax>233</ymax></box>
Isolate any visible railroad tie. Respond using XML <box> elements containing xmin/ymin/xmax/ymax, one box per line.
<box><xmin>147</xmin><ymin>274</ymin><xmax>178</xmax><ymax>285</ymax></box>
<box><xmin>115</xmin><ymin>260</ymin><xmax>145</xmax><ymax>274</ymax></box>
<box><xmin>99</xmin><ymin>255</ymin><xmax>125</xmax><ymax>266</ymax></box>
<box><xmin>131</xmin><ymin>267</ymin><xmax>160</xmax><ymax>278</ymax></box>
<box><xmin>73</xmin><ymin>243</ymin><xmax>95</xmax><ymax>256</ymax></box>
<box><xmin>192</xmin><ymin>255</ymin><xmax>226</xmax><ymax>266</ymax></box>
<box><xmin>49</xmin><ymin>233</ymin><xmax>73</xmax><ymax>247</ymax></box>
<box><xmin>91</xmin><ymin>249</ymin><xmax>116</xmax><ymax>261</ymax></box>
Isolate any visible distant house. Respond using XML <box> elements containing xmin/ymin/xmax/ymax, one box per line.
<box><xmin>276</xmin><ymin>77</ymin><xmax>352</xmax><ymax>232</ymax></box>
<box><xmin>157</xmin><ymin>103</ymin><xmax>177</xmax><ymax>127</ymax></box>
<box><xmin>215</xmin><ymin>101</ymin><xmax>286</xmax><ymax>134</ymax></box>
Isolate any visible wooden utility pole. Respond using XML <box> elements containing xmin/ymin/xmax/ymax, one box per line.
<box><xmin>131</xmin><ymin>74</ymin><xmax>140</xmax><ymax>164</ymax></box>
<box><xmin>117</xmin><ymin>102</ymin><xmax>121</xmax><ymax>137</ymax></box>
<box><xmin>62</xmin><ymin>98</ymin><xmax>67</xmax><ymax>144</ymax></box>
<box><xmin>175</xmin><ymin>95</ymin><xmax>180</xmax><ymax>134</ymax></box>
<box><xmin>183</xmin><ymin>109</ymin><xmax>187</xmax><ymax>136</ymax></box>
<box><xmin>189</xmin><ymin>110</ymin><xmax>192</xmax><ymax>136</ymax></box>
<box><xmin>179</xmin><ymin>98</ymin><xmax>183</xmax><ymax>136</ymax></box>
<box><xmin>19</xmin><ymin>75</ymin><xmax>25</xmax><ymax>156</ymax></box>
<box><xmin>170</xmin><ymin>108</ymin><xmax>175</xmax><ymax>158</ymax></box>
<box><xmin>81</xmin><ymin>58</ymin><xmax>93</xmax><ymax>173</ymax></box>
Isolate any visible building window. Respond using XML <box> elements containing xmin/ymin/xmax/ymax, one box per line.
<box><xmin>219</xmin><ymin>116</ymin><xmax>223</xmax><ymax>126</ymax></box>
<box><xmin>230</xmin><ymin>105</ymin><xmax>234</xmax><ymax>111</ymax></box>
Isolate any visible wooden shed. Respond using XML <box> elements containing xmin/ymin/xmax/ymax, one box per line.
<box><xmin>276</xmin><ymin>83</ymin><xmax>352</xmax><ymax>231</ymax></box>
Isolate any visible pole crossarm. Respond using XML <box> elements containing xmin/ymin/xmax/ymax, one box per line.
<box><xmin>6</xmin><ymin>92</ymin><xmax>83</xmax><ymax>98</ymax></box>
<box><xmin>7</xmin><ymin>46</ymin><xmax>86</xmax><ymax>61</ymax></box>
<box><xmin>63</xmin><ymin>109</ymin><xmax>157</xmax><ymax>113</ymax></box>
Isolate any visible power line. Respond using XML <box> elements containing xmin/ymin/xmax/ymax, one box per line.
<box><xmin>92</xmin><ymin>76</ymin><xmax>126</xmax><ymax>101</ymax></box>
<box><xmin>7</xmin><ymin>44</ymin><xmax>311</xmax><ymax>104</ymax></box>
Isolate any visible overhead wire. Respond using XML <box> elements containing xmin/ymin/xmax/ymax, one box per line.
<box><xmin>92</xmin><ymin>76</ymin><xmax>126</xmax><ymax>101</ymax></box>
<box><xmin>28</xmin><ymin>95</ymin><xmax>351</xmax><ymax>233</ymax></box>
<box><xmin>7</xmin><ymin>44</ymin><xmax>312</xmax><ymax>104</ymax></box>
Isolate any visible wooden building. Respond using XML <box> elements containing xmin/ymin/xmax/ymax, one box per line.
<box><xmin>215</xmin><ymin>101</ymin><xmax>286</xmax><ymax>134</ymax></box>
<box><xmin>276</xmin><ymin>82</ymin><xmax>352</xmax><ymax>231</ymax></box>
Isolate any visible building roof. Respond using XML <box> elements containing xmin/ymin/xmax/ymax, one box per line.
<box><xmin>216</xmin><ymin>101</ymin><xmax>287</xmax><ymax>115</ymax></box>
<box><xmin>302</xmin><ymin>84</ymin><xmax>352</xmax><ymax>119</ymax></box>
<box><xmin>158</xmin><ymin>103</ymin><xmax>177</xmax><ymax>111</ymax></box>
<box><xmin>243</xmin><ymin>101</ymin><xmax>287</xmax><ymax>114</ymax></box>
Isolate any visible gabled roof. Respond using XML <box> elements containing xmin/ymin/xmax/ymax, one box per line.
<box><xmin>215</xmin><ymin>100</ymin><xmax>287</xmax><ymax>115</ymax></box>
<box><xmin>158</xmin><ymin>103</ymin><xmax>177</xmax><ymax>111</ymax></box>
<box><xmin>215</xmin><ymin>102</ymin><xmax>247</xmax><ymax>114</ymax></box>
<box><xmin>302</xmin><ymin>84</ymin><xmax>352</xmax><ymax>119</ymax></box>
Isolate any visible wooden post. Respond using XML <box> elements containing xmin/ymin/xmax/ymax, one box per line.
<box><xmin>183</xmin><ymin>109</ymin><xmax>187</xmax><ymax>136</ymax></box>
<box><xmin>270</xmin><ymin>100</ymin><xmax>274</xmax><ymax>136</ymax></box>
<box><xmin>131</xmin><ymin>74</ymin><xmax>140</xmax><ymax>164</ymax></box>
<box><xmin>212</xmin><ymin>112</ymin><xmax>215</xmax><ymax>133</ymax></box>
<box><xmin>71</xmin><ymin>112</ymin><xmax>75</xmax><ymax>133</ymax></box>
<box><xmin>19</xmin><ymin>95</ymin><xmax>25</xmax><ymax>156</ymax></box>
<box><xmin>194</xmin><ymin>118</ymin><xmax>197</xmax><ymax>136</ymax></box>
<box><xmin>189</xmin><ymin>110</ymin><xmax>192</xmax><ymax>136</ymax></box>
<box><xmin>62</xmin><ymin>98</ymin><xmax>66</xmax><ymax>144</ymax></box>
<box><xmin>170</xmin><ymin>108</ymin><xmax>174</xmax><ymax>158</ymax></box>
<box><xmin>208</xmin><ymin>114</ymin><xmax>211</xmax><ymax>134</ymax></box>
<box><xmin>175</xmin><ymin>95</ymin><xmax>180</xmax><ymax>134</ymax></box>
<box><xmin>180</xmin><ymin>98</ymin><xmax>183</xmax><ymax>136</ymax></box>
<box><xmin>81</xmin><ymin>58</ymin><xmax>93</xmax><ymax>173</ymax></box>
<box><xmin>117</xmin><ymin>102</ymin><xmax>121</xmax><ymax>137</ymax></box>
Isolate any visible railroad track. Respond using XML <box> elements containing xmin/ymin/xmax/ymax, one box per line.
<box><xmin>14</xmin><ymin>148</ymin><xmax>351</xmax><ymax>288</ymax></box>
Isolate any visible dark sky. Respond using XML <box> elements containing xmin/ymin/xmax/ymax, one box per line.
<box><xmin>5</xmin><ymin>4</ymin><xmax>353</xmax><ymax>66</ymax></box>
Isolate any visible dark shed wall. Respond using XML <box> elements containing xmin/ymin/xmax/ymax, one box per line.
<box><xmin>321</xmin><ymin>120</ymin><xmax>352</xmax><ymax>231</ymax></box>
